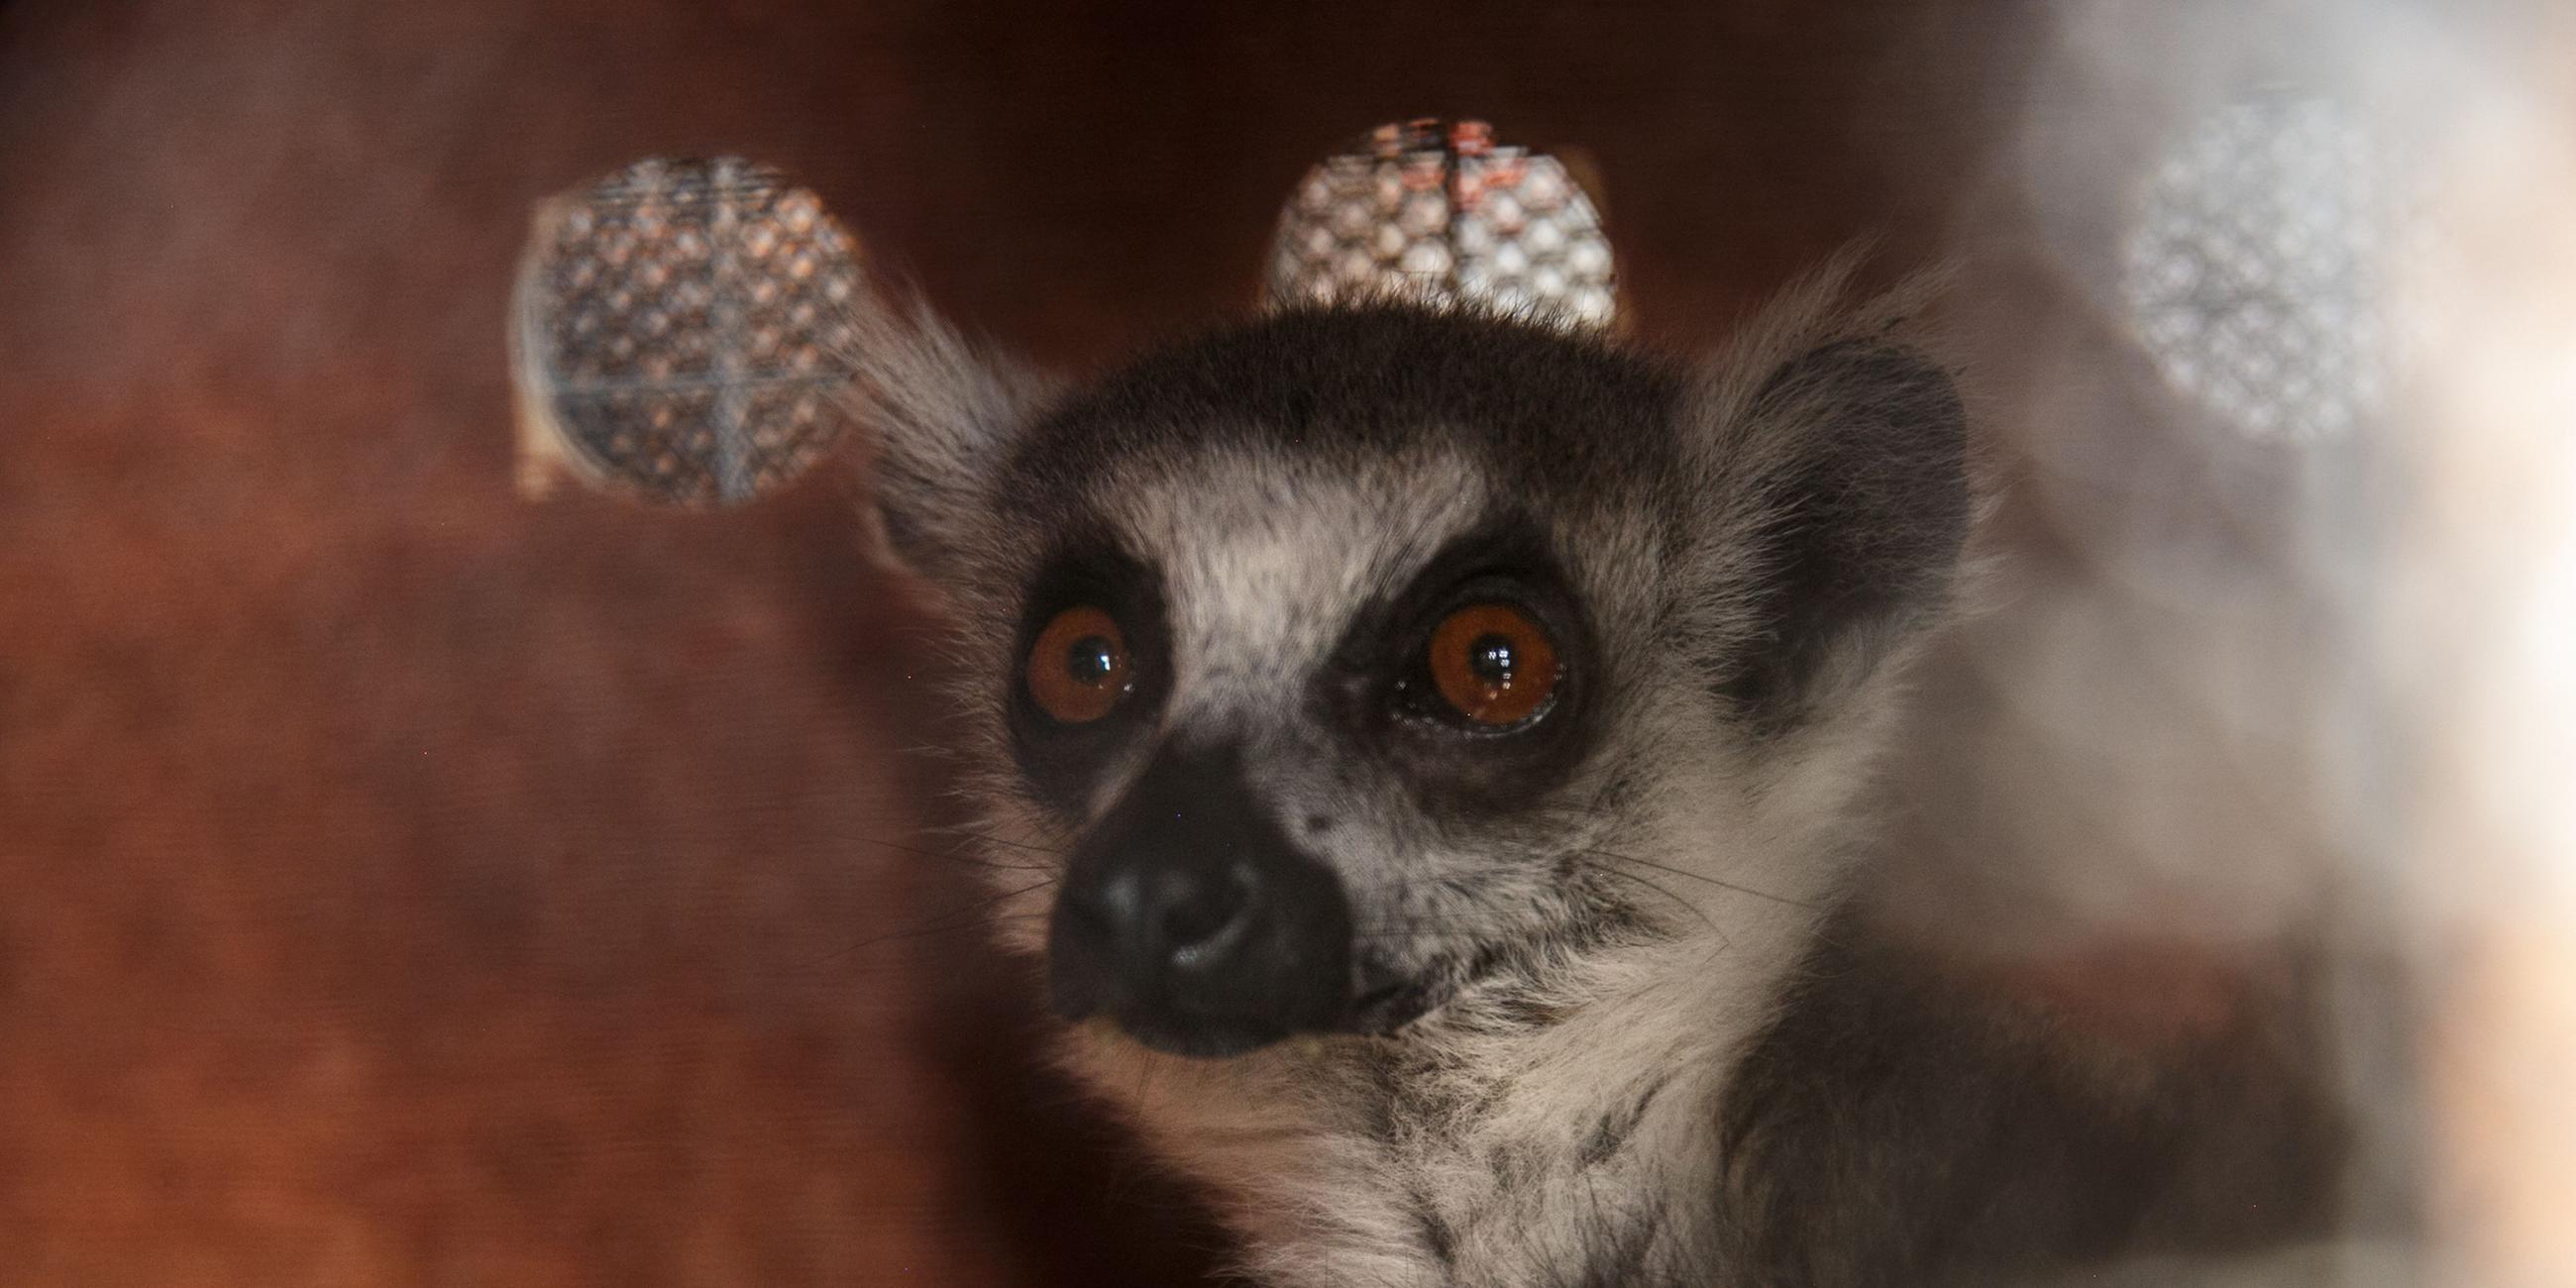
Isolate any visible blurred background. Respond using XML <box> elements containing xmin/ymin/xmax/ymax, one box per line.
<box><xmin>2</xmin><ymin>0</ymin><xmax>2569</xmax><ymax>1284</ymax></box>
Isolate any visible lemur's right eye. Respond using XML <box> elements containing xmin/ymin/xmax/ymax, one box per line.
<box><xmin>1026</xmin><ymin>606</ymin><xmax>1132</xmax><ymax>724</ymax></box>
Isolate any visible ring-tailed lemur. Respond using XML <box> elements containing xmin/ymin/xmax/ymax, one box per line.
<box><xmin>853</xmin><ymin>266</ymin><xmax>2345</xmax><ymax>1286</ymax></box>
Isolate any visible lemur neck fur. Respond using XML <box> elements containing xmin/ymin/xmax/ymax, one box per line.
<box><xmin>1057</xmin><ymin>885</ymin><xmax>1841</xmax><ymax>1287</ymax></box>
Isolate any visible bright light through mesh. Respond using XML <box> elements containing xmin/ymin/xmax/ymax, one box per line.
<box><xmin>1264</xmin><ymin>119</ymin><xmax>1618</xmax><ymax>332</ymax></box>
<box><xmin>2122</xmin><ymin>97</ymin><xmax>2390</xmax><ymax>443</ymax></box>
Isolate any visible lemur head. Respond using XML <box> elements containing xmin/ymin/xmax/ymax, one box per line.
<box><xmin>858</xmin><ymin>272</ymin><xmax>1971</xmax><ymax>1059</ymax></box>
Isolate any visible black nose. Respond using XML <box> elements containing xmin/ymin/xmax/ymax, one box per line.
<box><xmin>1048</xmin><ymin>747</ymin><xmax>1352</xmax><ymax>1058</ymax></box>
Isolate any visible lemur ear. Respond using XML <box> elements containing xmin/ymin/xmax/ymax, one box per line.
<box><xmin>848</xmin><ymin>290</ymin><xmax>1056</xmax><ymax>588</ymax></box>
<box><xmin>1693</xmin><ymin>287</ymin><xmax>1974</xmax><ymax>728</ymax></box>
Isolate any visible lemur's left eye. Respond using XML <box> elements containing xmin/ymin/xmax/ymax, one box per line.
<box><xmin>1026</xmin><ymin>605</ymin><xmax>1132</xmax><ymax>724</ymax></box>
<box><xmin>1426</xmin><ymin>603</ymin><xmax>1561</xmax><ymax>727</ymax></box>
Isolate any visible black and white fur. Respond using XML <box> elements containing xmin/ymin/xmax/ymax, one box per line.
<box><xmin>851</xmin><ymin>268</ymin><xmax>2346</xmax><ymax>1286</ymax></box>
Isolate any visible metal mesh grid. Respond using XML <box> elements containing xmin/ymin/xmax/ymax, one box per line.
<box><xmin>2122</xmin><ymin>98</ymin><xmax>2392</xmax><ymax>444</ymax></box>
<box><xmin>1263</xmin><ymin>119</ymin><xmax>1617</xmax><ymax>330</ymax></box>
<box><xmin>512</xmin><ymin>157</ymin><xmax>864</xmax><ymax>505</ymax></box>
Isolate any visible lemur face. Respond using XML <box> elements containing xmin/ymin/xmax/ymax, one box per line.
<box><xmin>860</xmin><ymin>292</ymin><xmax>1969</xmax><ymax>1059</ymax></box>
<box><xmin>992</xmin><ymin>319</ymin><xmax>1684</xmax><ymax>1057</ymax></box>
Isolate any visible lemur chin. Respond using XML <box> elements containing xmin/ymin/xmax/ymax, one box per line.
<box><xmin>853</xmin><ymin>265</ymin><xmax>2351</xmax><ymax>1286</ymax></box>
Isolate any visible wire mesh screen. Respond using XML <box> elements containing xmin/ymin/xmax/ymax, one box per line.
<box><xmin>511</xmin><ymin>157</ymin><xmax>864</xmax><ymax>506</ymax></box>
<box><xmin>2121</xmin><ymin>96</ymin><xmax>2393</xmax><ymax>444</ymax></box>
<box><xmin>1262</xmin><ymin>119</ymin><xmax>1618</xmax><ymax>330</ymax></box>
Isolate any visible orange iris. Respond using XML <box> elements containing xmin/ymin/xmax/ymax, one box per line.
<box><xmin>1026</xmin><ymin>606</ymin><xmax>1131</xmax><ymax>723</ymax></box>
<box><xmin>1427</xmin><ymin>603</ymin><xmax>1559</xmax><ymax>726</ymax></box>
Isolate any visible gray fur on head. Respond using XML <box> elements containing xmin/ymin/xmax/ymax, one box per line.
<box><xmin>846</xmin><ymin>261</ymin><xmax>2340</xmax><ymax>1286</ymax></box>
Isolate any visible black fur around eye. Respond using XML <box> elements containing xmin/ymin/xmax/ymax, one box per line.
<box><xmin>1325</xmin><ymin>524</ymin><xmax>1600</xmax><ymax>816</ymax></box>
<box><xmin>1009</xmin><ymin>537</ymin><xmax>1170</xmax><ymax>815</ymax></box>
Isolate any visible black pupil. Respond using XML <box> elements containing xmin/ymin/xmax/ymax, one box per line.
<box><xmin>1467</xmin><ymin>633</ymin><xmax>1516</xmax><ymax>689</ymax></box>
<box><xmin>1066</xmin><ymin>635</ymin><xmax>1119</xmax><ymax>687</ymax></box>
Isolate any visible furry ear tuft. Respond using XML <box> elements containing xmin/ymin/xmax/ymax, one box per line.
<box><xmin>844</xmin><ymin>288</ymin><xmax>1057</xmax><ymax>587</ymax></box>
<box><xmin>1690</xmin><ymin>265</ymin><xmax>1976</xmax><ymax>727</ymax></box>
